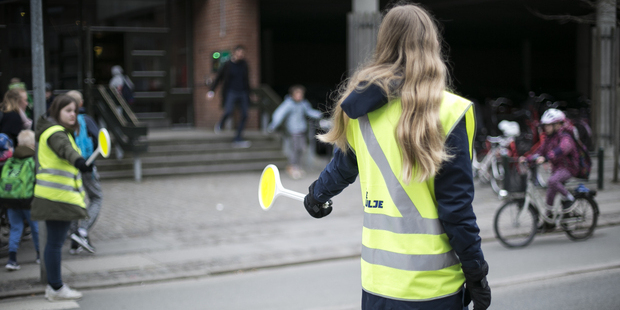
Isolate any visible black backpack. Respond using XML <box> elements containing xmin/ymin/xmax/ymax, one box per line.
<box><xmin>121</xmin><ymin>78</ymin><xmax>135</xmax><ymax>104</ymax></box>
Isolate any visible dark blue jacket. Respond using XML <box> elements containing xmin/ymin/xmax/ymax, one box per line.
<box><xmin>313</xmin><ymin>84</ymin><xmax>484</xmax><ymax>271</ymax></box>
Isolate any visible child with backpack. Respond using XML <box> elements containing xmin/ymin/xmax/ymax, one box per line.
<box><xmin>65</xmin><ymin>90</ymin><xmax>101</xmax><ymax>254</ymax></box>
<box><xmin>1</xmin><ymin>130</ymin><xmax>39</xmax><ymax>271</ymax></box>
<box><xmin>520</xmin><ymin>109</ymin><xmax>581</xmax><ymax>219</ymax></box>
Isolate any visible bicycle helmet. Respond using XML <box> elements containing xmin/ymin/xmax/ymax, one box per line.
<box><xmin>540</xmin><ymin>108</ymin><xmax>565</xmax><ymax>125</ymax></box>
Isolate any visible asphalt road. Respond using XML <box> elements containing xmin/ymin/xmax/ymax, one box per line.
<box><xmin>2</xmin><ymin>225</ymin><xmax>619</xmax><ymax>310</ymax></box>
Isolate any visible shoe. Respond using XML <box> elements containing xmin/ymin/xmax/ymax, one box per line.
<box><xmin>70</xmin><ymin>233</ymin><xmax>95</xmax><ymax>253</ymax></box>
<box><xmin>45</xmin><ymin>284</ymin><xmax>82</xmax><ymax>301</ymax></box>
<box><xmin>562</xmin><ymin>199</ymin><xmax>574</xmax><ymax>210</ymax></box>
<box><xmin>231</xmin><ymin>140</ymin><xmax>251</xmax><ymax>148</ymax></box>
<box><xmin>69</xmin><ymin>246</ymin><xmax>84</xmax><ymax>255</ymax></box>
<box><xmin>214</xmin><ymin>123</ymin><xmax>222</xmax><ymax>133</ymax></box>
<box><xmin>5</xmin><ymin>260</ymin><xmax>20</xmax><ymax>271</ymax></box>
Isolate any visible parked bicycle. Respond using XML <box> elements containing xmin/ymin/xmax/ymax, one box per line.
<box><xmin>472</xmin><ymin>120</ymin><xmax>521</xmax><ymax>195</ymax></box>
<box><xmin>493</xmin><ymin>160</ymin><xmax>599</xmax><ymax>248</ymax></box>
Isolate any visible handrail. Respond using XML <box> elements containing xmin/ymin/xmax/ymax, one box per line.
<box><xmin>107</xmin><ymin>85</ymin><xmax>141</xmax><ymax>125</ymax></box>
<box><xmin>253</xmin><ymin>84</ymin><xmax>282</xmax><ymax>113</ymax></box>
<box><xmin>93</xmin><ymin>84</ymin><xmax>148</xmax><ymax>154</ymax></box>
<box><xmin>97</xmin><ymin>85</ymin><xmax>128</xmax><ymax>127</ymax></box>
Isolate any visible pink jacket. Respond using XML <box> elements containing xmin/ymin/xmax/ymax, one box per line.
<box><xmin>533</xmin><ymin>128</ymin><xmax>579</xmax><ymax>176</ymax></box>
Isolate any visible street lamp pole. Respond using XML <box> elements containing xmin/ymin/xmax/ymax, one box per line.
<box><xmin>30</xmin><ymin>0</ymin><xmax>47</xmax><ymax>284</ymax></box>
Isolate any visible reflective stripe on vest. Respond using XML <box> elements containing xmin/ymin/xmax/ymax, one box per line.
<box><xmin>35</xmin><ymin>125</ymin><xmax>86</xmax><ymax>209</ymax></box>
<box><xmin>347</xmin><ymin>91</ymin><xmax>475</xmax><ymax>301</ymax></box>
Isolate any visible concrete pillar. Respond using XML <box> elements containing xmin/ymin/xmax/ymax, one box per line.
<box><xmin>347</xmin><ymin>0</ymin><xmax>381</xmax><ymax>73</ymax></box>
<box><xmin>595</xmin><ymin>0</ymin><xmax>616</xmax><ymax>148</ymax></box>
<box><xmin>353</xmin><ymin>0</ymin><xmax>378</xmax><ymax>12</ymax></box>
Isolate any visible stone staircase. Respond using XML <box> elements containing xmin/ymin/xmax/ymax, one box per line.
<box><xmin>96</xmin><ymin>129</ymin><xmax>288</xmax><ymax>179</ymax></box>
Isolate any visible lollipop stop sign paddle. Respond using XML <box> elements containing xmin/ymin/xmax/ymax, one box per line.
<box><xmin>258</xmin><ymin>164</ymin><xmax>306</xmax><ymax>210</ymax></box>
<box><xmin>85</xmin><ymin>128</ymin><xmax>111</xmax><ymax>165</ymax></box>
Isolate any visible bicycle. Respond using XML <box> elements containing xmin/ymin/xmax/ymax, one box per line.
<box><xmin>473</xmin><ymin>120</ymin><xmax>521</xmax><ymax>195</ymax></box>
<box><xmin>493</xmin><ymin>160</ymin><xmax>599</xmax><ymax>248</ymax></box>
<box><xmin>473</xmin><ymin>136</ymin><xmax>509</xmax><ymax>194</ymax></box>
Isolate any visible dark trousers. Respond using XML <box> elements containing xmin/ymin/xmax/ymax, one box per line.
<box><xmin>44</xmin><ymin>220</ymin><xmax>71</xmax><ymax>289</ymax></box>
<box><xmin>362</xmin><ymin>289</ymin><xmax>467</xmax><ymax>310</ymax></box>
<box><xmin>219</xmin><ymin>90</ymin><xmax>249</xmax><ymax>141</ymax></box>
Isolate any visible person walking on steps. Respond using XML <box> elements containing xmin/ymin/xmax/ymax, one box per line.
<box><xmin>207</xmin><ymin>45</ymin><xmax>252</xmax><ymax>148</ymax></box>
<box><xmin>302</xmin><ymin>4</ymin><xmax>491</xmax><ymax>310</ymax></box>
<box><xmin>66</xmin><ymin>90</ymin><xmax>102</xmax><ymax>254</ymax></box>
<box><xmin>30</xmin><ymin>95</ymin><xmax>92</xmax><ymax>301</ymax></box>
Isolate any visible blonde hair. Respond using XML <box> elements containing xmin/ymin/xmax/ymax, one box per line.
<box><xmin>17</xmin><ymin>129</ymin><xmax>35</xmax><ymax>150</ymax></box>
<box><xmin>65</xmin><ymin>90</ymin><xmax>84</xmax><ymax>107</ymax></box>
<box><xmin>319</xmin><ymin>4</ymin><xmax>451</xmax><ymax>183</ymax></box>
<box><xmin>1</xmin><ymin>88</ymin><xmax>26</xmax><ymax>113</ymax></box>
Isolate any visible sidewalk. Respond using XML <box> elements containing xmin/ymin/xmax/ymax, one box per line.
<box><xmin>2</xmin><ymin>157</ymin><xmax>620</xmax><ymax>299</ymax></box>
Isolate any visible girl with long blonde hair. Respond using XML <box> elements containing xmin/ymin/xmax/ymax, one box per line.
<box><xmin>302</xmin><ymin>4</ymin><xmax>490</xmax><ymax>310</ymax></box>
<box><xmin>1</xmin><ymin>88</ymin><xmax>31</xmax><ymax>146</ymax></box>
<box><xmin>321</xmin><ymin>3</ymin><xmax>450</xmax><ymax>183</ymax></box>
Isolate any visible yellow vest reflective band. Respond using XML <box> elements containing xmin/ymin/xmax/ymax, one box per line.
<box><xmin>35</xmin><ymin>125</ymin><xmax>86</xmax><ymax>209</ymax></box>
<box><xmin>346</xmin><ymin>91</ymin><xmax>475</xmax><ymax>301</ymax></box>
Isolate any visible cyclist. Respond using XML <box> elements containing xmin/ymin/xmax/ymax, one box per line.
<box><xmin>520</xmin><ymin>109</ymin><xmax>579</xmax><ymax>223</ymax></box>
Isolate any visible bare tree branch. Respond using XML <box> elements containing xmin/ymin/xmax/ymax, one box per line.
<box><xmin>527</xmin><ymin>6</ymin><xmax>597</xmax><ymax>24</ymax></box>
<box><xmin>578</xmin><ymin>0</ymin><xmax>596</xmax><ymax>9</ymax></box>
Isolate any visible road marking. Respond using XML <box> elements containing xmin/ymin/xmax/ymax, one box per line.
<box><xmin>0</xmin><ymin>298</ymin><xmax>79</xmax><ymax>310</ymax></box>
<box><xmin>491</xmin><ymin>261</ymin><xmax>620</xmax><ymax>288</ymax></box>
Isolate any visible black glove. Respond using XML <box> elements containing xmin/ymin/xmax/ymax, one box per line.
<box><xmin>74</xmin><ymin>157</ymin><xmax>94</xmax><ymax>173</ymax></box>
<box><xmin>463</xmin><ymin>260</ymin><xmax>491</xmax><ymax>310</ymax></box>
<box><xmin>304</xmin><ymin>181</ymin><xmax>333</xmax><ymax>218</ymax></box>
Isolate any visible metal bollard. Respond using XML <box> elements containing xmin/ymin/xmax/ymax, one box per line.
<box><xmin>134</xmin><ymin>154</ymin><xmax>142</xmax><ymax>182</ymax></box>
<box><xmin>598</xmin><ymin>147</ymin><xmax>604</xmax><ymax>190</ymax></box>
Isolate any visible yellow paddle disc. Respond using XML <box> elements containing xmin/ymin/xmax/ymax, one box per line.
<box><xmin>259</xmin><ymin>165</ymin><xmax>277</xmax><ymax>210</ymax></box>
<box><xmin>98</xmin><ymin>128</ymin><xmax>111</xmax><ymax>158</ymax></box>
<box><xmin>258</xmin><ymin>164</ymin><xmax>307</xmax><ymax>211</ymax></box>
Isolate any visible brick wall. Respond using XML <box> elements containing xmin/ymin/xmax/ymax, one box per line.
<box><xmin>193</xmin><ymin>0</ymin><xmax>261</xmax><ymax>129</ymax></box>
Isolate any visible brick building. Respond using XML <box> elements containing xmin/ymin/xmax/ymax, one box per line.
<box><xmin>0</xmin><ymin>0</ymin><xmax>602</xmax><ymax>137</ymax></box>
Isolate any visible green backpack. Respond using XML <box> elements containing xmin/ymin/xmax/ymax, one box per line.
<box><xmin>0</xmin><ymin>156</ymin><xmax>35</xmax><ymax>208</ymax></box>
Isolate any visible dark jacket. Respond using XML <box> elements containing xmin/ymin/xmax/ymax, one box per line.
<box><xmin>30</xmin><ymin>116</ymin><xmax>88</xmax><ymax>221</ymax></box>
<box><xmin>209</xmin><ymin>59</ymin><xmax>250</xmax><ymax>105</ymax></box>
<box><xmin>0</xmin><ymin>111</ymin><xmax>23</xmax><ymax>147</ymax></box>
<box><xmin>313</xmin><ymin>85</ymin><xmax>485</xmax><ymax>265</ymax></box>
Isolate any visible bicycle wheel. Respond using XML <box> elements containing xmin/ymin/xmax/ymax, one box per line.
<box><xmin>494</xmin><ymin>200</ymin><xmax>537</xmax><ymax>248</ymax></box>
<box><xmin>562</xmin><ymin>196</ymin><xmax>599</xmax><ymax>241</ymax></box>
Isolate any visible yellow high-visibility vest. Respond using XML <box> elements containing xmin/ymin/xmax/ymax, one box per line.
<box><xmin>35</xmin><ymin>125</ymin><xmax>86</xmax><ymax>209</ymax></box>
<box><xmin>346</xmin><ymin>91</ymin><xmax>475</xmax><ymax>301</ymax></box>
